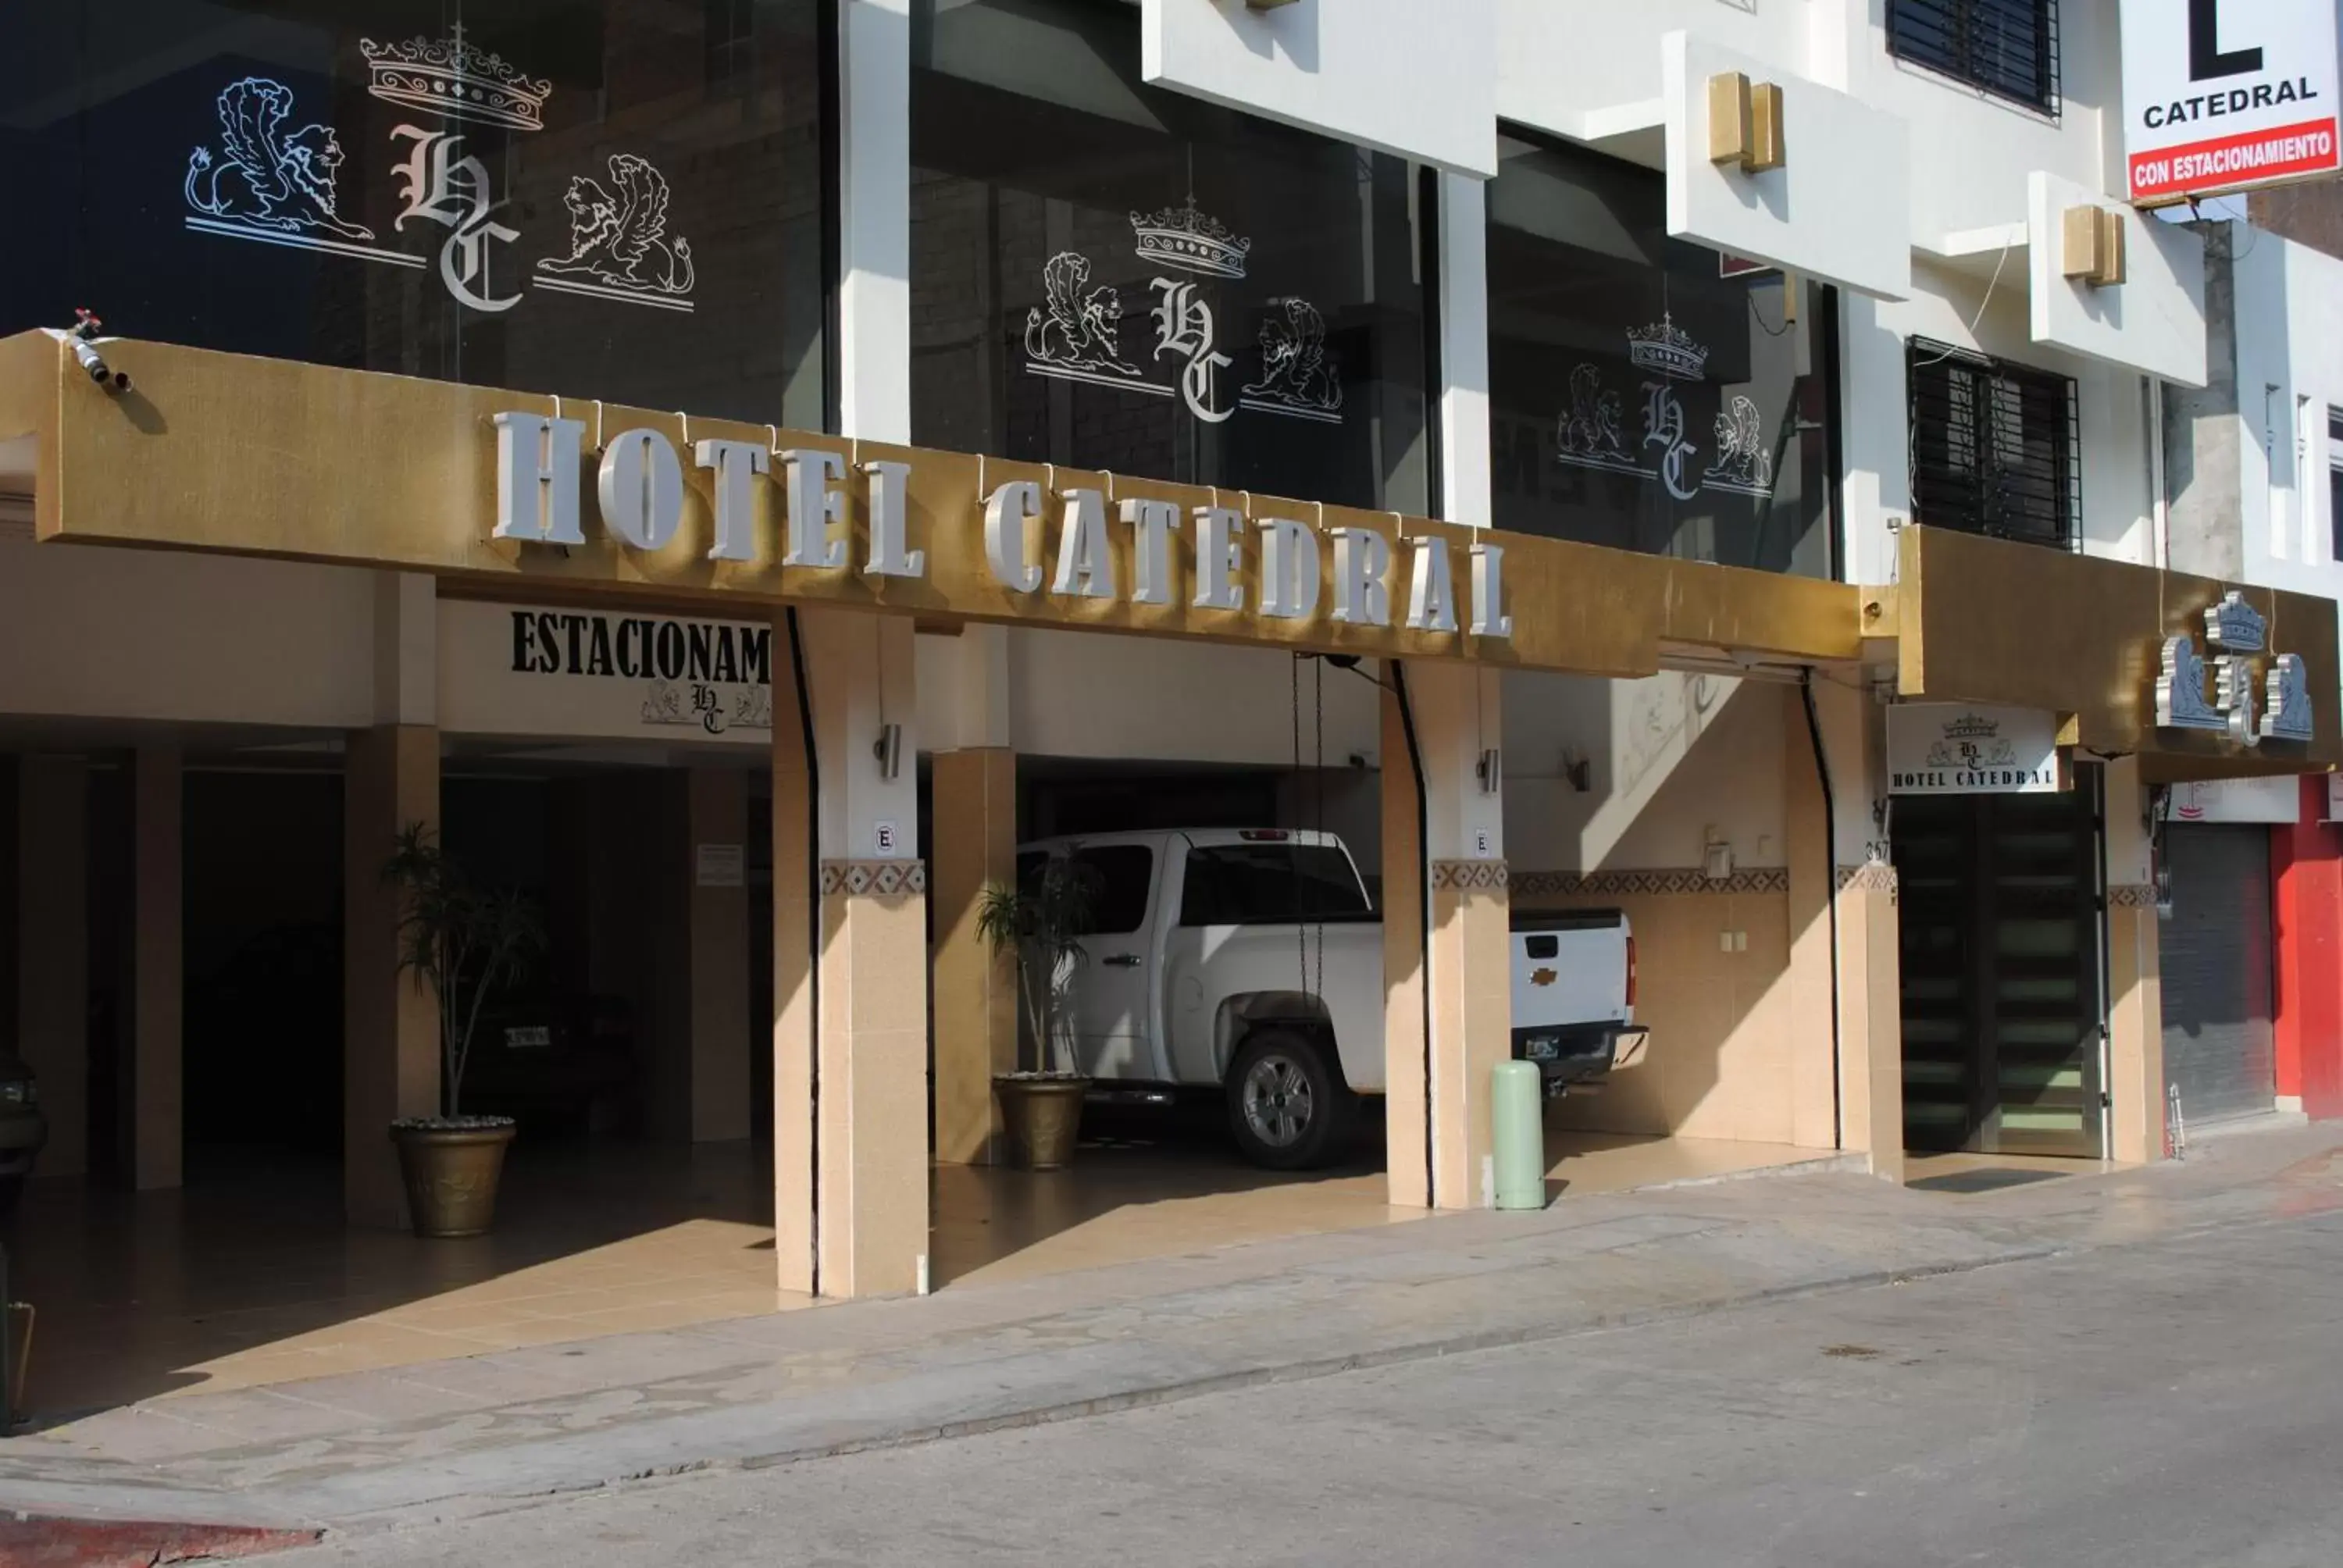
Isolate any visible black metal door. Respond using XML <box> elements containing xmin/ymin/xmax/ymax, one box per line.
<box><xmin>1894</xmin><ymin>768</ymin><xmax>2106</xmax><ymax>1156</ymax></box>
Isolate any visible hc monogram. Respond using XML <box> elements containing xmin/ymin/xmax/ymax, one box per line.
<box><xmin>390</xmin><ymin>127</ymin><xmax>519</xmax><ymax>313</ymax></box>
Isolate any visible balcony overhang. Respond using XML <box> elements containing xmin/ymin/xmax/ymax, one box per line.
<box><xmin>1897</xmin><ymin>526</ymin><xmax>2341</xmax><ymax>780</ymax></box>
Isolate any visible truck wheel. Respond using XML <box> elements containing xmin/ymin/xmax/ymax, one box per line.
<box><xmin>1227</xmin><ymin>1030</ymin><xmax>1352</xmax><ymax>1171</ymax></box>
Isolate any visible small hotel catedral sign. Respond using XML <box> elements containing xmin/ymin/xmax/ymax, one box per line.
<box><xmin>1887</xmin><ymin>704</ymin><xmax>2064</xmax><ymax>796</ymax></box>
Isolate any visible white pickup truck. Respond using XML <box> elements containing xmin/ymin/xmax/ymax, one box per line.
<box><xmin>1019</xmin><ymin>829</ymin><xmax>1642</xmax><ymax>1169</ymax></box>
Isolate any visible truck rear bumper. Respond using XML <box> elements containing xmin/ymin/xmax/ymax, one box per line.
<box><xmin>1512</xmin><ymin>1025</ymin><xmax>1646</xmax><ymax>1094</ymax></box>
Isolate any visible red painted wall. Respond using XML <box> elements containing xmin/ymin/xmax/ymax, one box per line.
<box><xmin>2272</xmin><ymin>777</ymin><xmax>2343</xmax><ymax>1120</ymax></box>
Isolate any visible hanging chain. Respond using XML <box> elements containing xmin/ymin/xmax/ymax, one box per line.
<box><xmin>1312</xmin><ymin>653</ymin><xmax>1325</xmax><ymax>1003</ymax></box>
<box><xmin>1291</xmin><ymin>652</ymin><xmax>1307</xmax><ymax>995</ymax></box>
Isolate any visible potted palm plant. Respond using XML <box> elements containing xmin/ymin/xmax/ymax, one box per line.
<box><xmin>977</xmin><ymin>849</ymin><xmax>1098</xmax><ymax>1170</ymax></box>
<box><xmin>384</xmin><ymin>823</ymin><xmax>547</xmax><ymax>1238</ymax></box>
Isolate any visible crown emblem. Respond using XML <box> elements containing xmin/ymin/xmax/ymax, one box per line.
<box><xmin>362</xmin><ymin>24</ymin><xmax>551</xmax><ymax>132</ymax></box>
<box><xmin>2203</xmin><ymin>590</ymin><xmax>2267</xmax><ymax>653</ymax></box>
<box><xmin>1129</xmin><ymin>195</ymin><xmax>1251</xmax><ymax>280</ymax></box>
<box><xmin>1942</xmin><ymin>712</ymin><xmax>1999</xmax><ymax>739</ymax></box>
<box><xmin>1626</xmin><ymin>315</ymin><xmax>1710</xmax><ymax>380</ymax></box>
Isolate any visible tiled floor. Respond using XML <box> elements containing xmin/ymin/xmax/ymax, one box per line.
<box><xmin>5</xmin><ymin>1117</ymin><xmax>1835</xmax><ymax>1417</ymax></box>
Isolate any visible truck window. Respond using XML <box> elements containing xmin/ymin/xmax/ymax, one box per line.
<box><xmin>1178</xmin><ymin>844</ymin><xmax>1370</xmax><ymax>926</ymax></box>
<box><xmin>1015</xmin><ymin>846</ymin><xmax>1154</xmax><ymax>936</ymax></box>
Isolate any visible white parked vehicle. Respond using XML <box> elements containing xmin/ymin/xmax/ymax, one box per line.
<box><xmin>1018</xmin><ymin>829</ymin><xmax>1644</xmax><ymax>1168</ymax></box>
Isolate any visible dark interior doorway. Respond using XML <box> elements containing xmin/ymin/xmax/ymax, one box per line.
<box><xmin>1892</xmin><ymin>764</ymin><xmax>2106</xmax><ymax>1156</ymax></box>
<box><xmin>181</xmin><ymin>768</ymin><xmax>344</xmax><ymax>1171</ymax></box>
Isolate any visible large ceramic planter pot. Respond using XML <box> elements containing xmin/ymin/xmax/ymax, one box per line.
<box><xmin>390</xmin><ymin>1117</ymin><xmax>517</xmax><ymax>1238</ymax></box>
<box><xmin>992</xmin><ymin>1074</ymin><xmax>1091</xmax><ymax>1171</ymax></box>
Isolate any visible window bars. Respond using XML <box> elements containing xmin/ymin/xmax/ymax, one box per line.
<box><xmin>1887</xmin><ymin>0</ymin><xmax>2060</xmax><ymax>115</ymax></box>
<box><xmin>1908</xmin><ymin>337</ymin><xmax>2081</xmax><ymax>551</ymax></box>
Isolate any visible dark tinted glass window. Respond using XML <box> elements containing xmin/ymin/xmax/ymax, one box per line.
<box><xmin>1485</xmin><ymin>133</ymin><xmax>1834</xmax><ymax>576</ymax></box>
<box><xmin>2329</xmin><ymin>410</ymin><xmax>2343</xmax><ymax>563</ymax></box>
<box><xmin>1887</xmin><ymin>0</ymin><xmax>2059</xmax><ymax>114</ymax></box>
<box><xmin>1015</xmin><ymin>845</ymin><xmax>1154</xmax><ymax>936</ymax></box>
<box><xmin>2</xmin><ymin>1</ymin><xmax>826</xmax><ymax>425</ymax></box>
<box><xmin>1908</xmin><ymin>339</ymin><xmax>2078</xmax><ymax>551</ymax></box>
<box><xmin>908</xmin><ymin>0</ymin><xmax>1429</xmax><ymax>512</ymax></box>
<box><xmin>1178</xmin><ymin>843</ymin><xmax>1368</xmax><ymax>926</ymax></box>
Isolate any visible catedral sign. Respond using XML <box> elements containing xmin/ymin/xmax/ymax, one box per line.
<box><xmin>2120</xmin><ymin>0</ymin><xmax>2342</xmax><ymax>202</ymax></box>
<box><xmin>1887</xmin><ymin>704</ymin><xmax>2065</xmax><ymax>796</ymax></box>
<box><xmin>490</xmin><ymin>412</ymin><xmax>1515</xmax><ymax>639</ymax></box>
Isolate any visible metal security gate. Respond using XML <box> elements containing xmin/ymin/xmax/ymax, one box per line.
<box><xmin>1894</xmin><ymin>768</ymin><xmax>2107</xmax><ymax>1156</ymax></box>
<box><xmin>2159</xmin><ymin>825</ymin><xmax>2277</xmax><ymax>1126</ymax></box>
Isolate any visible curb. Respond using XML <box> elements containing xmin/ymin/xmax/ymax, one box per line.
<box><xmin>729</xmin><ymin>1243</ymin><xmax>2063</xmax><ymax>1472</ymax></box>
<box><xmin>312</xmin><ymin>1238</ymin><xmax>2067</xmax><ymax>1539</ymax></box>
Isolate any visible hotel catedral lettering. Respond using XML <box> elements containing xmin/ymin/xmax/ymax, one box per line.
<box><xmin>490</xmin><ymin>413</ymin><xmax>1514</xmax><ymax>640</ymax></box>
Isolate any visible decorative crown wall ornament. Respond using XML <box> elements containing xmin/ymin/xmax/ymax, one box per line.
<box><xmin>2203</xmin><ymin>590</ymin><xmax>2268</xmax><ymax>653</ymax></box>
<box><xmin>1129</xmin><ymin>195</ymin><xmax>1252</xmax><ymax>279</ymax></box>
<box><xmin>362</xmin><ymin>23</ymin><xmax>551</xmax><ymax>132</ymax></box>
<box><xmin>1626</xmin><ymin>315</ymin><xmax>1710</xmax><ymax>380</ymax></box>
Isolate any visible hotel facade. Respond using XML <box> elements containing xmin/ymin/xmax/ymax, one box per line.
<box><xmin>2</xmin><ymin>0</ymin><xmax>2341</xmax><ymax>1339</ymax></box>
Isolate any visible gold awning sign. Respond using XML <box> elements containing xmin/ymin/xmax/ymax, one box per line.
<box><xmin>1896</xmin><ymin>525</ymin><xmax>2343</xmax><ymax>777</ymax></box>
<box><xmin>0</xmin><ymin>331</ymin><xmax>1859</xmax><ymax>680</ymax></box>
<box><xmin>1</xmin><ymin>328</ymin><xmax>2336</xmax><ymax>782</ymax></box>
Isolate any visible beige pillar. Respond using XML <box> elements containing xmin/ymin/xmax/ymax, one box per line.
<box><xmin>1785</xmin><ymin>675</ymin><xmax>1904</xmax><ymax>1180</ymax></box>
<box><xmin>17</xmin><ymin>757</ymin><xmax>87</xmax><ymax>1178</ymax></box>
<box><xmin>344</xmin><ymin>725</ymin><xmax>440</xmax><ymax>1228</ymax></box>
<box><xmin>130</xmin><ymin>747</ymin><xmax>182</xmax><ymax>1191</ymax></box>
<box><xmin>685</xmin><ymin>767</ymin><xmax>751</xmax><ymax>1143</ymax></box>
<box><xmin>2102</xmin><ymin>756</ymin><xmax>2164</xmax><ymax>1163</ymax></box>
<box><xmin>930</xmin><ymin>747</ymin><xmax>1017</xmax><ymax>1164</ymax></box>
<box><xmin>1382</xmin><ymin>660</ymin><xmax>1507</xmax><ymax>1211</ymax></box>
<box><xmin>1380</xmin><ymin>683</ymin><xmax>1431</xmax><ymax>1209</ymax></box>
<box><xmin>772</xmin><ymin>608</ymin><xmax>928</xmax><ymax>1298</ymax></box>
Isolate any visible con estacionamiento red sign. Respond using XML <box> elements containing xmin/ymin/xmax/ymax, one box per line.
<box><xmin>2129</xmin><ymin>115</ymin><xmax>2341</xmax><ymax>201</ymax></box>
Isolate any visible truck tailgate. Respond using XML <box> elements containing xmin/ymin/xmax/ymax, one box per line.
<box><xmin>1511</xmin><ymin>911</ymin><xmax>1632</xmax><ymax>1033</ymax></box>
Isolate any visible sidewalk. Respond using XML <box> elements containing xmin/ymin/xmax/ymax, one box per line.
<box><xmin>5</xmin><ymin>1123</ymin><xmax>2338</xmax><ymax>1543</ymax></box>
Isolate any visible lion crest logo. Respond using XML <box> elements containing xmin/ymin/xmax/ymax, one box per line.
<box><xmin>1240</xmin><ymin>297</ymin><xmax>1343</xmax><ymax>419</ymax></box>
<box><xmin>536</xmin><ymin>154</ymin><xmax>696</xmax><ymax>305</ymax></box>
<box><xmin>1024</xmin><ymin>252</ymin><xmax>1140</xmax><ymax>381</ymax></box>
<box><xmin>1705</xmin><ymin>394</ymin><xmax>1775</xmax><ymax>495</ymax></box>
<box><xmin>1556</xmin><ymin>363</ymin><xmax>1632</xmax><ymax>469</ymax></box>
<box><xmin>185</xmin><ymin>77</ymin><xmax>373</xmax><ymax>241</ymax></box>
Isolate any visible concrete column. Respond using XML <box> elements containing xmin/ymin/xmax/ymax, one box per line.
<box><xmin>1382</xmin><ymin>660</ymin><xmax>1506</xmax><ymax>1211</ymax></box>
<box><xmin>685</xmin><ymin>768</ymin><xmax>751</xmax><ymax>1143</ymax></box>
<box><xmin>1785</xmin><ymin>675</ymin><xmax>1903</xmax><ymax>1179</ymax></box>
<box><xmin>2101</xmin><ymin>756</ymin><xmax>2164</xmax><ymax>1163</ymax></box>
<box><xmin>930</xmin><ymin>747</ymin><xmax>1016</xmax><ymax>1164</ymax></box>
<box><xmin>344</xmin><ymin>725</ymin><xmax>440</xmax><ymax>1228</ymax></box>
<box><xmin>773</xmin><ymin>608</ymin><xmax>926</xmax><ymax>1298</ymax></box>
<box><xmin>16</xmin><ymin>757</ymin><xmax>87</xmax><ymax>1178</ymax></box>
<box><xmin>131</xmin><ymin>746</ymin><xmax>182</xmax><ymax>1191</ymax></box>
<box><xmin>839</xmin><ymin>0</ymin><xmax>911</xmax><ymax>446</ymax></box>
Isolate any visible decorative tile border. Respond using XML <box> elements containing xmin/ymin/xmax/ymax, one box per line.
<box><xmin>2108</xmin><ymin>883</ymin><xmax>2158</xmax><ymax>908</ymax></box>
<box><xmin>1429</xmin><ymin>858</ymin><xmax>1509</xmax><ymax>891</ymax></box>
<box><xmin>818</xmin><ymin>859</ymin><xmax>927</xmax><ymax>897</ymax></box>
<box><xmin>1510</xmin><ymin>867</ymin><xmax>1789</xmax><ymax>898</ymax></box>
<box><xmin>1835</xmin><ymin>863</ymin><xmax>1899</xmax><ymax>894</ymax></box>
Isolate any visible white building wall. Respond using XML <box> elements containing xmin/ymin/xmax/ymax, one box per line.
<box><xmin>2232</xmin><ymin>225</ymin><xmax>2343</xmax><ymax>605</ymax></box>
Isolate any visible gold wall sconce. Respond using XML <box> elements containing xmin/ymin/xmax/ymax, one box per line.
<box><xmin>1707</xmin><ymin>72</ymin><xmax>1786</xmax><ymax>173</ymax></box>
<box><xmin>2062</xmin><ymin>205</ymin><xmax>2127</xmax><ymax>287</ymax></box>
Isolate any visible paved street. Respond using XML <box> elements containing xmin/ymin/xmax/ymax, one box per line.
<box><xmin>276</xmin><ymin>1185</ymin><xmax>2343</xmax><ymax>1567</ymax></box>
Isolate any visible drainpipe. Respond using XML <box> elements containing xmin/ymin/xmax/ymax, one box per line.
<box><xmin>1800</xmin><ymin>670</ymin><xmax>1845</xmax><ymax>1149</ymax></box>
<box><xmin>785</xmin><ymin>608</ymin><xmax>822</xmax><ymax>1295</ymax></box>
<box><xmin>1389</xmin><ymin>661</ymin><xmax>1436</xmax><ymax>1207</ymax></box>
